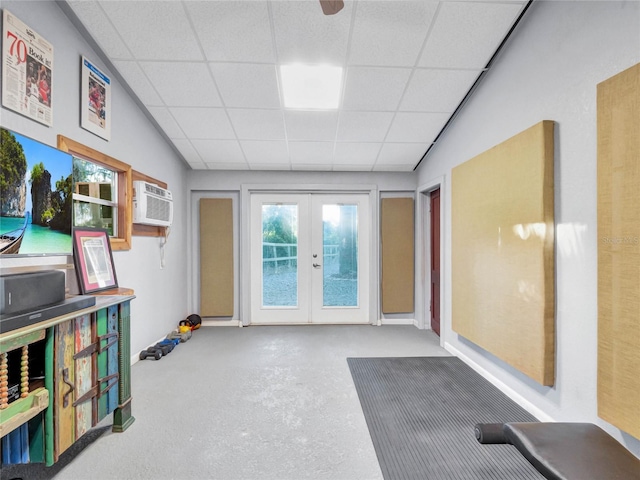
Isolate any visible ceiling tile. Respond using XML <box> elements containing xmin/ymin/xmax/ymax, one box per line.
<box><xmin>348</xmin><ymin>1</ymin><xmax>438</xmax><ymax>67</ymax></box>
<box><xmin>289</xmin><ymin>142</ymin><xmax>334</xmax><ymax>165</ymax></box>
<box><xmin>292</xmin><ymin>164</ymin><xmax>333</xmax><ymax>171</ymax></box>
<box><xmin>284</xmin><ymin>111</ymin><xmax>339</xmax><ymax>141</ymax></box>
<box><xmin>241</xmin><ymin>140</ymin><xmax>289</xmax><ymax>164</ymax></box>
<box><xmin>147</xmin><ymin>107</ymin><xmax>185</xmax><ymax>139</ymax></box>
<box><xmin>140</xmin><ymin>62</ymin><xmax>222</xmax><ymax>107</ymax></box>
<box><xmin>187</xmin><ymin>161</ymin><xmax>207</xmax><ymax>169</ymax></box>
<box><xmin>386</xmin><ymin>112</ymin><xmax>450</xmax><ymax>142</ymax></box>
<box><xmin>100</xmin><ymin>1</ymin><xmax>204</xmax><ymax>60</ymax></box>
<box><xmin>373</xmin><ymin>163</ymin><xmax>415</xmax><ymax>172</ymax></box>
<box><xmin>333</xmin><ymin>164</ymin><xmax>374</xmax><ymax>172</ymax></box>
<box><xmin>99</xmin><ymin>1</ymin><xmax>203</xmax><ymax>61</ymax></box>
<box><xmin>342</xmin><ymin>67</ymin><xmax>411</xmax><ymax>111</ymax></box>
<box><xmin>205</xmin><ymin>163</ymin><xmax>250</xmax><ymax>171</ymax></box>
<box><xmin>171</xmin><ymin>138</ymin><xmax>202</xmax><ymax>164</ymax></box>
<box><xmin>399</xmin><ymin>69</ymin><xmax>479</xmax><ymax>112</ymax></box>
<box><xmin>170</xmin><ymin>107</ymin><xmax>235</xmax><ymax>139</ymax></box>
<box><xmin>68</xmin><ymin>1</ymin><xmax>132</xmax><ymax>59</ymax></box>
<box><xmin>419</xmin><ymin>2</ymin><xmax>524</xmax><ymax>69</ymax></box>
<box><xmin>229</xmin><ymin>110</ymin><xmax>286</xmax><ymax>140</ymax></box>
<box><xmin>112</xmin><ymin>61</ymin><xmax>163</xmax><ymax>105</ymax></box>
<box><xmin>191</xmin><ymin>139</ymin><xmax>246</xmax><ymax>165</ymax></box>
<box><xmin>337</xmin><ymin>112</ymin><xmax>394</xmax><ymax>142</ymax></box>
<box><xmin>272</xmin><ymin>0</ymin><xmax>353</xmax><ymax>64</ymax></box>
<box><xmin>376</xmin><ymin>142</ymin><xmax>429</xmax><ymax>167</ymax></box>
<box><xmin>211</xmin><ymin>63</ymin><xmax>280</xmax><ymax>109</ymax></box>
<box><xmin>334</xmin><ymin>143</ymin><xmax>381</xmax><ymax>166</ymax></box>
<box><xmin>186</xmin><ymin>2</ymin><xmax>275</xmax><ymax>63</ymax></box>
<box><xmin>251</xmin><ymin>163</ymin><xmax>292</xmax><ymax>171</ymax></box>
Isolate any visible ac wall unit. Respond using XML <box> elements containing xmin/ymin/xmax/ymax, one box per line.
<box><xmin>133</xmin><ymin>180</ymin><xmax>173</xmax><ymax>227</ymax></box>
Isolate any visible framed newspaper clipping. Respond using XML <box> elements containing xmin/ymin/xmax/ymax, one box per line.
<box><xmin>2</xmin><ymin>9</ymin><xmax>53</xmax><ymax>126</ymax></box>
<box><xmin>81</xmin><ymin>56</ymin><xmax>111</xmax><ymax>140</ymax></box>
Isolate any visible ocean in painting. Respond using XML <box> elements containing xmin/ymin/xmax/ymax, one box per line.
<box><xmin>0</xmin><ymin>216</ymin><xmax>71</xmax><ymax>255</ymax></box>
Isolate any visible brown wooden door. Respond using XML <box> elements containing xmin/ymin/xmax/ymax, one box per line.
<box><xmin>430</xmin><ymin>189</ymin><xmax>441</xmax><ymax>335</ymax></box>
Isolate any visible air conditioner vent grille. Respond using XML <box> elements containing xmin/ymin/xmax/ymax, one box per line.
<box><xmin>146</xmin><ymin>195</ymin><xmax>172</xmax><ymax>222</ymax></box>
<box><xmin>145</xmin><ymin>183</ymin><xmax>169</xmax><ymax>198</ymax></box>
<box><xmin>133</xmin><ymin>180</ymin><xmax>173</xmax><ymax>227</ymax></box>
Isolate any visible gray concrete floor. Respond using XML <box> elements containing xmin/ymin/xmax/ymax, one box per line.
<box><xmin>54</xmin><ymin>325</ymin><xmax>449</xmax><ymax>480</ymax></box>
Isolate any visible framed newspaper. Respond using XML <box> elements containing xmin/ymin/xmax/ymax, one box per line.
<box><xmin>81</xmin><ymin>56</ymin><xmax>111</xmax><ymax>140</ymax></box>
<box><xmin>2</xmin><ymin>9</ymin><xmax>53</xmax><ymax>126</ymax></box>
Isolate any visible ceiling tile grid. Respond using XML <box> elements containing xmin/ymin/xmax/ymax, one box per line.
<box><xmin>185</xmin><ymin>1</ymin><xmax>276</xmax><ymax>63</ymax></box>
<box><xmin>147</xmin><ymin>106</ymin><xmax>185</xmax><ymax>140</ymax></box>
<box><xmin>139</xmin><ymin>62</ymin><xmax>222</xmax><ymax>107</ymax></box>
<box><xmin>285</xmin><ymin>111</ymin><xmax>339</xmax><ymax>141</ymax></box>
<box><xmin>67</xmin><ymin>0</ymin><xmax>528</xmax><ymax>172</ymax></box>
<box><xmin>229</xmin><ymin>109</ymin><xmax>287</xmax><ymax>141</ymax></box>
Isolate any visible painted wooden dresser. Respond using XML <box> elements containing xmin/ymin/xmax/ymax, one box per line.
<box><xmin>0</xmin><ymin>292</ymin><xmax>135</xmax><ymax>466</ymax></box>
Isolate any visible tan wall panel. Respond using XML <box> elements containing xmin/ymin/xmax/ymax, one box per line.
<box><xmin>200</xmin><ymin>198</ymin><xmax>234</xmax><ymax>317</ymax></box>
<box><xmin>381</xmin><ymin>197</ymin><xmax>415</xmax><ymax>313</ymax></box>
<box><xmin>597</xmin><ymin>63</ymin><xmax>640</xmax><ymax>439</ymax></box>
<box><xmin>452</xmin><ymin>121</ymin><xmax>555</xmax><ymax>386</ymax></box>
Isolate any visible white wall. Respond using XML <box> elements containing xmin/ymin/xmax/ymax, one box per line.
<box><xmin>188</xmin><ymin>169</ymin><xmax>416</xmax><ymax>192</ymax></box>
<box><xmin>187</xmin><ymin>169</ymin><xmax>416</xmax><ymax>323</ymax></box>
<box><xmin>1</xmin><ymin>1</ymin><xmax>189</xmax><ymax>357</ymax></box>
<box><xmin>416</xmin><ymin>1</ymin><xmax>640</xmax><ymax>455</ymax></box>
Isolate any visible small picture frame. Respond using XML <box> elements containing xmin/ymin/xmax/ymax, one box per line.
<box><xmin>80</xmin><ymin>56</ymin><xmax>111</xmax><ymax>140</ymax></box>
<box><xmin>72</xmin><ymin>227</ymin><xmax>118</xmax><ymax>294</ymax></box>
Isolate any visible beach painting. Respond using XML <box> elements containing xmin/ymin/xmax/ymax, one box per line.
<box><xmin>0</xmin><ymin>127</ymin><xmax>73</xmax><ymax>255</ymax></box>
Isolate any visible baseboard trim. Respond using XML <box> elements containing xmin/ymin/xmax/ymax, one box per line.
<box><xmin>202</xmin><ymin>319</ymin><xmax>240</xmax><ymax>327</ymax></box>
<box><xmin>380</xmin><ymin>318</ymin><xmax>415</xmax><ymax>325</ymax></box>
<box><xmin>444</xmin><ymin>342</ymin><xmax>555</xmax><ymax>422</ymax></box>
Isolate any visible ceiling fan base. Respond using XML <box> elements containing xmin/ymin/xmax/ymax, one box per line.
<box><xmin>320</xmin><ymin>0</ymin><xmax>345</xmax><ymax>15</ymax></box>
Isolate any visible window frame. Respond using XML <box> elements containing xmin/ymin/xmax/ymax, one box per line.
<box><xmin>57</xmin><ymin>135</ymin><xmax>132</xmax><ymax>251</ymax></box>
<box><xmin>73</xmin><ymin>168</ymin><xmax>118</xmax><ymax>236</ymax></box>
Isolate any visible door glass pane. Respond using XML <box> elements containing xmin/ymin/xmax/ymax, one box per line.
<box><xmin>323</xmin><ymin>204</ymin><xmax>358</xmax><ymax>307</ymax></box>
<box><xmin>262</xmin><ymin>204</ymin><xmax>298</xmax><ymax>307</ymax></box>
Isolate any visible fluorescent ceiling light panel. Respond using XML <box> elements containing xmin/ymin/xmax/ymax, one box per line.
<box><xmin>280</xmin><ymin>64</ymin><xmax>342</xmax><ymax>109</ymax></box>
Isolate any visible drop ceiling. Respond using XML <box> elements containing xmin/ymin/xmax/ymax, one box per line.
<box><xmin>64</xmin><ymin>0</ymin><xmax>529</xmax><ymax>172</ymax></box>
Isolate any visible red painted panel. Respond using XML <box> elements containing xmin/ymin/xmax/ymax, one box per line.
<box><xmin>430</xmin><ymin>189</ymin><xmax>441</xmax><ymax>335</ymax></box>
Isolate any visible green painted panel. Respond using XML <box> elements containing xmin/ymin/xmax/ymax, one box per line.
<box><xmin>44</xmin><ymin>327</ymin><xmax>54</xmax><ymax>466</ymax></box>
<box><xmin>28</xmin><ymin>414</ymin><xmax>45</xmax><ymax>463</ymax></box>
<box><xmin>95</xmin><ymin>308</ymin><xmax>108</xmax><ymax>422</ymax></box>
<box><xmin>107</xmin><ymin>305</ymin><xmax>119</xmax><ymax>414</ymax></box>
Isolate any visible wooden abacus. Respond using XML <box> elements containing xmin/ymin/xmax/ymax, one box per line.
<box><xmin>0</xmin><ymin>345</ymin><xmax>30</xmax><ymax>409</ymax></box>
<box><xmin>0</xmin><ymin>352</ymin><xmax>8</xmax><ymax>409</ymax></box>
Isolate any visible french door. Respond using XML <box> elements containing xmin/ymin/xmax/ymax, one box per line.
<box><xmin>250</xmin><ymin>193</ymin><xmax>370</xmax><ymax>324</ymax></box>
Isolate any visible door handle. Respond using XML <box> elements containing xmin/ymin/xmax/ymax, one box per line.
<box><xmin>62</xmin><ymin>368</ymin><xmax>75</xmax><ymax>408</ymax></box>
<box><xmin>313</xmin><ymin>263</ymin><xmax>322</xmax><ymax>268</ymax></box>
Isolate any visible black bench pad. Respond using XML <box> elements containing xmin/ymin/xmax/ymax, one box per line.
<box><xmin>503</xmin><ymin>422</ymin><xmax>640</xmax><ymax>480</ymax></box>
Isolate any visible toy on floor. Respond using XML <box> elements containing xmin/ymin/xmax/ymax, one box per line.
<box><xmin>179</xmin><ymin>314</ymin><xmax>202</xmax><ymax>331</ymax></box>
<box><xmin>167</xmin><ymin>328</ymin><xmax>191</xmax><ymax>343</ymax></box>
<box><xmin>155</xmin><ymin>339</ymin><xmax>176</xmax><ymax>354</ymax></box>
<box><xmin>139</xmin><ymin>346</ymin><xmax>163</xmax><ymax>361</ymax></box>
<box><xmin>139</xmin><ymin>339</ymin><xmax>178</xmax><ymax>361</ymax></box>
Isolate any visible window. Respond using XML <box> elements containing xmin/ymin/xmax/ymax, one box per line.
<box><xmin>57</xmin><ymin>135</ymin><xmax>132</xmax><ymax>250</ymax></box>
<box><xmin>73</xmin><ymin>158</ymin><xmax>117</xmax><ymax>235</ymax></box>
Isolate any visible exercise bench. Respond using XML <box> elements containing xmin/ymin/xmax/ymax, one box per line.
<box><xmin>474</xmin><ymin>422</ymin><xmax>640</xmax><ymax>480</ymax></box>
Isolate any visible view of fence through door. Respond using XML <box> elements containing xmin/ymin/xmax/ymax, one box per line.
<box><xmin>250</xmin><ymin>193</ymin><xmax>369</xmax><ymax>324</ymax></box>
